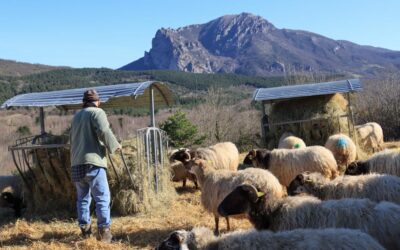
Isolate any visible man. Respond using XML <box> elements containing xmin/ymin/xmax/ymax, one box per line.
<box><xmin>70</xmin><ymin>89</ymin><xmax>121</xmax><ymax>242</ymax></box>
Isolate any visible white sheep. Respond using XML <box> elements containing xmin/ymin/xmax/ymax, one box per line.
<box><xmin>287</xmin><ymin>172</ymin><xmax>400</xmax><ymax>204</ymax></box>
<box><xmin>356</xmin><ymin>122</ymin><xmax>384</xmax><ymax>152</ymax></box>
<box><xmin>243</xmin><ymin>146</ymin><xmax>339</xmax><ymax>186</ymax></box>
<box><xmin>0</xmin><ymin>175</ymin><xmax>24</xmax><ymax>217</ymax></box>
<box><xmin>346</xmin><ymin>148</ymin><xmax>400</xmax><ymax>176</ymax></box>
<box><xmin>324</xmin><ymin>133</ymin><xmax>357</xmax><ymax>168</ymax></box>
<box><xmin>170</xmin><ymin>142</ymin><xmax>239</xmax><ymax>171</ymax></box>
<box><xmin>189</xmin><ymin>159</ymin><xmax>286</xmax><ymax>234</ymax></box>
<box><xmin>278</xmin><ymin>132</ymin><xmax>306</xmax><ymax>149</ymax></box>
<box><xmin>218</xmin><ymin>184</ymin><xmax>400</xmax><ymax>250</ymax></box>
<box><xmin>157</xmin><ymin>227</ymin><xmax>385</xmax><ymax>250</ymax></box>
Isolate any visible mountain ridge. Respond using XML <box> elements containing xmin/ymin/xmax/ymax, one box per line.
<box><xmin>120</xmin><ymin>12</ymin><xmax>400</xmax><ymax>76</ymax></box>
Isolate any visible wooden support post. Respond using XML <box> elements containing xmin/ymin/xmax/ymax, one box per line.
<box><xmin>347</xmin><ymin>92</ymin><xmax>358</xmax><ymax>145</ymax></box>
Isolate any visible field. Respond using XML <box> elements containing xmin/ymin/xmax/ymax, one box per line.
<box><xmin>0</xmin><ymin>182</ymin><xmax>252</xmax><ymax>250</ymax></box>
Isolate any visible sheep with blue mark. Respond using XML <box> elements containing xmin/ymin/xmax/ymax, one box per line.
<box><xmin>324</xmin><ymin>134</ymin><xmax>357</xmax><ymax>170</ymax></box>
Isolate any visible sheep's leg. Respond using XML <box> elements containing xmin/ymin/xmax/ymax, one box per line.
<box><xmin>225</xmin><ymin>216</ymin><xmax>230</xmax><ymax>231</ymax></box>
<box><xmin>182</xmin><ymin>178</ymin><xmax>187</xmax><ymax>187</ymax></box>
<box><xmin>214</xmin><ymin>216</ymin><xmax>219</xmax><ymax>235</ymax></box>
<box><xmin>194</xmin><ymin>180</ymin><xmax>198</xmax><ymax>189</ymax></box>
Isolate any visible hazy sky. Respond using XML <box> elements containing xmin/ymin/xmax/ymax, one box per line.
<box><xmin>0</xmin><ymin>0</ymin><xmax>399</xmax><ymax>69</ymax></box>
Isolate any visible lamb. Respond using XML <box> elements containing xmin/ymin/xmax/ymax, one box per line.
<box><xmin>345</xmin><ymin>148</ymin><xmax>400</xmax><ymax>176</ymax></box>
<box><xmin>188</xmin><ymin>159</ymin><xmax>285</xmax><ymax>234</ymax></box>
<box><xmin>278</xmin><ymin>132</ymin><xmax>306</xmax><ymax>149</ymax></box>
<box><xmin>356</xmin><ymin>122</ymin><xmax>384</xmax><ymax>152</ymax></box>
<box><xmin>157</xmin><ymin>227</ymin><xmax>384</xmax><ymax>250</ymax></box>
<box><xmin>287</xmin><ymin>171</ymin><xmax>400</xmax><ymax>204</ymax></box>
<box><xmin>0</xmin><ymin>175</ymin><xmax>25</xmax><ymax>217</ymax></box>
<box><xmin>243</xmin><ymin>146</ymin><xmax>338</xmax><ymax>186</ymax></box>
<box><xmin>218</xmin><ymin>184</ymin><xmax>400</xmax><ymax>250</ymax></box>
<box><xmin>170</xmin><ymin>142</ymin><xmax>239</xmax><ymax>171</ymax></box>
<box><xmin>324</xmin><ymin>134</ymin><xmax>357</xmax><ymax>168</ymax></box>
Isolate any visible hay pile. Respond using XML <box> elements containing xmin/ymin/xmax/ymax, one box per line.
<box><xmin>23</xmin><ymin>136</ymin><xmax>175</xmax><ymax>217</ymax></box>
<box><xmin>266</xmin><ymin>94</ymin><xmax>354</xmax><ymax>148</ymax></box>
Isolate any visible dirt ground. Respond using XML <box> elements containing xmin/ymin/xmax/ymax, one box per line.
<box><xmin>0</xmin><ymin>182</ymin><xmax>252</xmax><ymax>250</ymax></box>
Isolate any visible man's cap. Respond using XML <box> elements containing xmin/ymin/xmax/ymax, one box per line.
<box><xmin>82</xmin><ymin>89</ymin><xmax>100</xmax><ymax>103</ymax></box>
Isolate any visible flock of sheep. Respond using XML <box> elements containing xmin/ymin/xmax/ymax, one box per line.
<box><xmin>161</xmin><ymin>121</ymin><xmax>400</xmax><ymax>250</ymax></box>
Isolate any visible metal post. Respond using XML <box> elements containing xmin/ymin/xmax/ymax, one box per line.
<box><xmin>150</xmin><ymin>86</ymin><xmax>155</xmax><ymax>127</ymax></box>
<box><xmin>40</xmin><ymin>107</ymin><xmax>45</xmax><ymax>135</ymax></box>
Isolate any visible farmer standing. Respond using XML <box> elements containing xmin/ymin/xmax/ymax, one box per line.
<box><xmin>70</xmin><ymin>89</ymin><xmax>121</xmax><ymax>242</ymax></box>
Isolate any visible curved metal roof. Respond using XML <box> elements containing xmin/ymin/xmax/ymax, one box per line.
<box><xmin>253</xmin><ymin>79</ymin><xmax>362</xmax><ymax>102</ymax></box>
<box><xmin>1</xmin><ymin>81</ymin><xmax>174</xmax><ymax>110</ymax></box>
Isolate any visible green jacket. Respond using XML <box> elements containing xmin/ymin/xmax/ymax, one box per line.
<box><xmin>70</xmin><ymin>107</ymin><xmax>119</xmax><ymax>168</ymax></box>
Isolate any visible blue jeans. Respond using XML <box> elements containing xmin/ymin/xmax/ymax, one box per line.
<box><xmin>74</xmin><ymin>166</ymin><xmax>111</xmax><ymax>228</ymax></box>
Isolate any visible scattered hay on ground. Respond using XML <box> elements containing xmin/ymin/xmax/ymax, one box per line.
<box><xmin>0</xmin><ymin>182</ymin><xmax>252</xmax><ymax>250</ymax></box>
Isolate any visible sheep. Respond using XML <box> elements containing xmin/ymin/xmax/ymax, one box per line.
<box><xmin>243</xmin><ymin>146</ymin><xmax>338</xmax><ymax>187</ymax></box>
<box><xmin>169</xmin><ymin>149</ymin><xmax>198</xmax><ymax>188</ymax></box>
<box><xmin>0</xmin><ymin>175</ymin><xmax>25</xmax><ymax>217</ymax></box>
<box><xmin>324</xmin><ymin>134</ymin><xmax>357</xmax><ymax>169</ymax></box>
<box><xmin>278</xmin><ymin>132</ymin><xmax>306</xmax><ymax>149</ymax></box>
<box><xmin>157</xmin><ymin>227</ymin><xmax>385</xmax><ymax>250</ymax></box>
<box><xmin>188</xmin><ymin>159</ymin><xmax>285</xmax><ymax>234</ymax></box>
<box><xmin>218</xmin><ymin>184</ymin><xmax>400</xmax><ymax>250</ymax></box>
<box><xmin>170</xmin><ymin>142</ymin><xmax>239</xmax><ymax>171</ymax></box>
<box><xmin>287</xmin><ymin>172</ymin><xmax>400</xmax><ymax>204</ymax></box>
<box><xmin>346</xmin><ymin>148</ymin><xmax>400</xmax><ymax>176</ymax></box>
<box><xmin>356</xmin><ymin>122</ymin><xmax>384</xmax><ymax>152</ymax></box>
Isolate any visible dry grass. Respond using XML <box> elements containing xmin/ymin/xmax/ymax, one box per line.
<box><xmin>0</xmin><ymin>182</ymin><xmax>252</xmax><ymax>249</ymax></box>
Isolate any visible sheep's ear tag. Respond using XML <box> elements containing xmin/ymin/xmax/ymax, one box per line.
<box><xmin>207</xmin><ymin>160</ymin><xmax>213</xmax><ymax>164</ymax></box>
<box><xmin>305</xmin><ymin>179</ymin><xmax>312</xmax><ymax>183</ymax></box>
<box><xmin>256</xmin><ymin>191</ymin><xmax>265</xmax><ymax>198</ymax></box>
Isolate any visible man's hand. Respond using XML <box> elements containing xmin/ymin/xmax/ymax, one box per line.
<box><xmin>115</xmin><ymin>144</ymin><xmax>122</xmax><ymax>153</ymax></box>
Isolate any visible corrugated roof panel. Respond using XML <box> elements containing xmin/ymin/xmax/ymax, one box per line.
<box><xmin>1</xmin><ymin>81</ymin><xmax>174</xmax><ymax>110</ymax></box>
<box><xmin>253</xmin><ymin>79</ymin><xmax>362</xmax><ymax>102</ymax></box>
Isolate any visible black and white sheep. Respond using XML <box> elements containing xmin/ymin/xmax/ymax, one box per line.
<box><xmin>278</xmin><ymin>132</ymin><xmax>306</xmax><ymax>149</ymax></box>
<box><xmin>169</xmin><ymin>149</ymin><xmax>198</xmax><ymax>188</ymax></box>
<box><xmin>346</xmin><ymin>148</ymin><xmax>400</xmax><ymax>176</ymax></box>
<box><xmin>324</xmin><ymin>133</ymin><xmax>357</xmax><ymax>168</ymax></box>
<box><xmin>243</xmin><ymin>146</ymin><xmax>338</xmax><ymax>186</ymax></box>
<box><xmin>287</xmin><ymin>171</ymin><xmax>400</xmax><ymax>204</ymax></box>
<box><xmin>188</xmin><ymin>159</ymin><xmax>285</xmax><ymax>234</ymax></box>
<box><xmin>218</xmin><ymin>184</ymin><xmax>400</xmax><ymax>250</ymax></box>
<box><xmin>170</xmin><ymin>142</ymin><xmax>239</xmax><ymax>171</ymax></box>
<box><xmin>356</xmin><ymin>122</ymin><xmax>384</xmax><ymax>152</ymax></box>
<box><xmin>0</xmin><ymin>175</ymin><xmax>25</xmax><ymax>217</ymax></box>
<box><xmin>156</xmin><ymin>227</ymin><xmax>384</xmax><ymax>250</ymax></box>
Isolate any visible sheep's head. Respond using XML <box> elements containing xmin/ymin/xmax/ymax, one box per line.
<box><xmin>287</xmin><ymin>172</ymin><xmax>314</xmax><ymax>196</ymax></box>
<box><xmin>1</xmin><ymin>192</ymin><xmax>16</xmax><ymax>204</ymax></box>
<box><xmin>345</xmin><ymin>161</ymin><xmax>368</xmax><ymax>175</ymax></box>
<box><xmin>156</xmin><ymin>230</ymin><xmax>189</xmax><ymax>250</ymax></box>
<box><xmin>218</xmin><ymin>183</ymin><xmax>266</xmax><ymax>216</ymax></box>
<box><xmin>243</xmin><ymin>149</ymin><xmax>271</xmax><ymax>169</ymax></box>
<box><xmin>170</xmin><ymin>149</ymin><xmax>192</xmax><ymax>164</ymax></box>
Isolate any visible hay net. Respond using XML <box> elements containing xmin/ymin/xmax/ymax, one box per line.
<box><xmin>265</xmin><ymin>93</ymin><xmax>354</xmax><ymax>148</ymax></box>
<box><xmin>10</xmin><ymin>131</ymin><xmax>175</xmax><ymax>217</ymax></box>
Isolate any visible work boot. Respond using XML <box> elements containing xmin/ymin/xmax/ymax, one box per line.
<box><xmin>97</xmin><ymin>226</ymin><xmax>112</xmax><ymax>243</ymax></box>
<box><xmin>80</xmin><ymin>224</ymin><xmax>92</xmax><ymax>239</ymax></box>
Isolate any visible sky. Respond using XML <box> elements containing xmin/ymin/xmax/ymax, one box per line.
<box><xmin>0</xmin><ymin>0</ymin><xmax>399</xmax><ymax>69</ymax></box>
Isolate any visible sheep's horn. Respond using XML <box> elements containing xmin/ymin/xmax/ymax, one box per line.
<box><xmin>184</xmin><ymin>151</ymin><xmax>191</xmax><ymax>162</ymax></box>
<box><xmin>241</xmin><ymin>184</ymin><xmax>266</xmax><ymax>203</ymax></box>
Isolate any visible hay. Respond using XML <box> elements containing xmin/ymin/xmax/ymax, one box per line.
<box><xmin>266</xmin><ymin>94</ymin><xmax>356</xmax><ymax>148</ymax></box>
<box><xmin>23</xmin><ymin>136</ymin><xmax>176</xmax><ymax>217</ymax></box>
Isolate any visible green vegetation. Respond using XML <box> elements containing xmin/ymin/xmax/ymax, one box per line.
<box><xmin>160</xmin><ymin>111</ymin><xmax>206</xmax><ymax>147</ymax></box>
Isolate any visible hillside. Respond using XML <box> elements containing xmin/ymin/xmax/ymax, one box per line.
<box><xmin>0</xmin><ymin>59</ymin><xmax>66</xmax><ymax>77</ymax></box>
<box><xmin>120</xmin><ymin>13</ymin><xmax>400</xmax><ymax>76</ymax></box>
